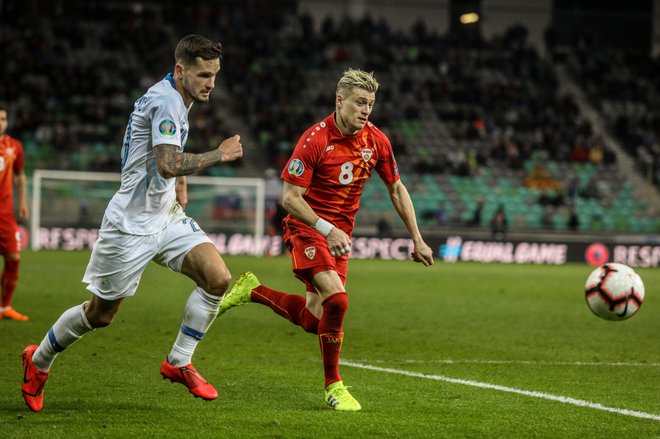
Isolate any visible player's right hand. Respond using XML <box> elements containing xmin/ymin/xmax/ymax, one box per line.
<box><xmin>219</xmin><ymin>135</ymin><xmax>243</xmax><ymax>162</ymax></box>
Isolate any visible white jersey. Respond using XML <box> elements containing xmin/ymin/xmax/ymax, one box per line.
<box><xmin>105</xmin><ymin>74</ymin><xmax>190</xmax><ymax>235</ymax></box>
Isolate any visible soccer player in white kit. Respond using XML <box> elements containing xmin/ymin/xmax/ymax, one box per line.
<box><xmin>21</xmin><ymin>35</ymin><xmax>243</xmax><ymax>412</ymax></box>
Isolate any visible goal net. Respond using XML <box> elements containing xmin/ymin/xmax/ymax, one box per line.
<box><xmin>30</xmin><ymin>170</ymin><xmax>270</xmax><ymax>255</ymax></box>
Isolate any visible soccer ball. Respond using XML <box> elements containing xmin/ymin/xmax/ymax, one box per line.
<box><xmin>584</xmin><ymin>263</ymin><xmax>645</xmax><ymax>321</ymax></box>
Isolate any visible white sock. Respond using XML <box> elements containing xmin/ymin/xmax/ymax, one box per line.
<box><xmin>32</xmin><ymin>303</ymin><xmax>94</xmax><ymax>371</ymax></box>
<box><xmin>168</xmin><ymin>287</ymin><xmax>221</xmax><ymax>366</ymax></box>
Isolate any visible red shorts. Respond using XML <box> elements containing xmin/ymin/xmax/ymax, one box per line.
<box><xmin>284</xmin><ymin>224</ymin><xmax>348</xmax><ymax>292</ymax></box>
<box><xmin>0</xmin><ymin>217</ymin><xmax>21</xmax><ymax>254</ymax></box>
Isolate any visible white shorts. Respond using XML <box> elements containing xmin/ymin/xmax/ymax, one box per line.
<box><xmin>83</xmin><ymin>204</ymin><xmax>213</xmax><ymax>300</ymax></box>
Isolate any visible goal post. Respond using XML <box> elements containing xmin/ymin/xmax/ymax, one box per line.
<box><xmin>31</xmin><ymin>169</ymin><xmax>266</xmax><ymax>254</ymax></box>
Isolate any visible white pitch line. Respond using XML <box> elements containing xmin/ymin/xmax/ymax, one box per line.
<box><xmin>341</xmin><ymin>360</ymin><xmax>660</xmax><ymax>422</ymax></box>
<box><xmin>356</xmin><ymin>359</ymin><xmax>660</xmax><ymax>367</ymax></box>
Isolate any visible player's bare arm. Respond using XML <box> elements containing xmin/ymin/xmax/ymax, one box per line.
<box><xmin>154</xmin><ymin>135</ymin><xmax>242</xmax><ymax>179</ymax></box>
<box><xmin>15</xmin><ymin>169</ymin><xmax>29</xmax><ymax>221</ymax></box>
<box><xmin>281</xmin><ymin>181</ymin><xmax>351</xmax><ymax>255</ymax></box>
<box><xmin>175</xmin><ymin>176</ymin><xmax>187</xmax><ymax>210</ymax></box>
<box><xmin>387</xmin><ymin>180</ymin><xmax>434</xmax><ymax>266</ymax></box>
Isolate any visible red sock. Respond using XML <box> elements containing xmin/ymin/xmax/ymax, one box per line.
<box><xmin>252</xmin><ymin>285</ymin><xmax>319</xmax><ymax>334</ymax></box>
<box><xmin>1</xmin><ymin>259</ymin><xmax>19</xmax><ymax>308</ymax></box>
<box><xmin>318</xmin><ymin>292</ymin><xmax>348</xmax><ymax>387</ymax></box>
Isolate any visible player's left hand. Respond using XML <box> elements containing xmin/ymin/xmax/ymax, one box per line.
<box><xmin>18</xmin><ymin>204</ymin><xmax>29</xmax><ymax>221</ymax></box>
<box><xmin>411</xmin><ymin>241</ymin><xmax>434</xmax><ymax>266</ymax></box>
<box><xmin>327</xmin><ymin>227</ymin><xmax>351</xmax><ymax>258</ymax></box>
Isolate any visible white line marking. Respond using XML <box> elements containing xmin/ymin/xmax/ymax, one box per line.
<box><xmin>354</xmin><ymin>359</ymin><xmax>659</xmax><ymax>367</ymax></box>
<box><xmin>341</xmin><ymin>360</ymin><xmax>660</xmax><ymax>421</ymax></box>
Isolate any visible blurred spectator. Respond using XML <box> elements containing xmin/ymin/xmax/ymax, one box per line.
<box><xmin>567</xmin><ymin>206</ymin><xmax>580</xmax><ymax>231</ymax></box>
<box><xmin>268</xmin><ymin>197</ymin><xmax>288</xmax><ymax>238</ymax></box>
<box><xmin>264</xmin><ymin>168</ymin><xmax>283</xmax><ymax>211</ymax></box>
<box><xmin>490</xmin><ymin>205</ymin><xmax>508</xmax><ymax>240</ymax></box>
<box><xmin>433</xmin><ymin>203</ymin><xmax>448</xmax><ymax>226</ymax></box>
<box><xmin>541</xmin><ymin>206</ymin><xmax>554</xmax><ymax>229</ymax></box>
<box><xmin>376</xmin><ymin>213</ymin><xmax>393</xmax><ymax>238</ymax></box>
<box><xmin>468</xmin><ymin>198</ymin><xmax>484</xmax><ymax>227</ymax></box>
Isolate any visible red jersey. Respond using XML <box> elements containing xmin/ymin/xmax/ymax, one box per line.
<box><xmin>281</xmin><ymin>113</ymin><xmax>399</xmax><ymax>235</ymax></box>
<box><xmin>0</xmin><ymin>134</ymin><xmax>24</xmax><ymax>218</ymax></box>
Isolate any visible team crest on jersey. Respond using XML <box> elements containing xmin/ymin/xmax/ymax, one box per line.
<box><xmin>361</xmin><ymin>148</ymin><xmax>373</xmax><ymax>162</ymax></box>
<box><xmin>304</xmin><ymin>246</ymin><xmax>316</xmax><ymax>259</ymax></box>
<box><xmin>288</xmin><ymin>158</ymin><xmax>305</xmax><ymax>176</ymax></box>
<box><xmin>159</xmin><ymin>120</ymin><xmax>177</xmax><ymax>136</ymax></box>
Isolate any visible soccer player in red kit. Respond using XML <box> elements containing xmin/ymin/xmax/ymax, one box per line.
<box><xmin>220</xmin><ymin>69</ymin><xmax>434</xmax><ymax>411</ymax></box>
<box><xmin>0</xmin><ymin>105</ymin><xmax>29</xmax><ymax>321</ymax></box>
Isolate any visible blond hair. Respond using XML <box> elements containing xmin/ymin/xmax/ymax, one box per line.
<box><xmin>336</xmin><ymin>68</ymin><xmax>379</xmax><ymax>97</ymax></box>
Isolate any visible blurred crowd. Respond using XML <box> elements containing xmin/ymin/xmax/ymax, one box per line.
<box><xmin>568</xmin><ymin>41</ymin><xmax>660</xmax><ymax>188</ymax></box>
<box><xmin>1</xmin><ymin>1</ymin><xmax>657</xmax><ymax>232</ymax></box>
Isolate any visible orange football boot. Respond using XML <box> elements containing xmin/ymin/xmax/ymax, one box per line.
<box><xmin>1</xmin><ymin>307</ymin><xmax>29</xmax><ymax>321</ymax></box>
<box><xmin>21</xmin><ymin>345</ymin><xmax>49</xmax><ymax>412</ymax></box>
<box><xmin>160</xmin><ymin>358</ymin><xmax>218</xmax><ymax>400</ymax></box>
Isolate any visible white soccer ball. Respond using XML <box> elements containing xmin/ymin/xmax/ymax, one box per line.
<box><xmin>584</xmin><ymin>263</ymin><xmax>645</xmax><ymax>321</ymax></box>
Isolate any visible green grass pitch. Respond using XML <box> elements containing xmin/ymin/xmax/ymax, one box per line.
<box><xmin>1</xmin><ymin>251</ymin><xmax>659</xmax><ymax>438</ymax></box>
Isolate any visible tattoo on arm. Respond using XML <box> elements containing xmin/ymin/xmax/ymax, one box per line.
<box><xmin>155</xmin><ymin>145</ymin><xmax>222</xmax><ymax>178</ymax></box>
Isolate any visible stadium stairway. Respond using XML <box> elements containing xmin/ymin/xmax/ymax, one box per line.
<box><xmin>554</xmin><ymin>64</ymin><xmax>660</xmax><ymax>216</ymax></box>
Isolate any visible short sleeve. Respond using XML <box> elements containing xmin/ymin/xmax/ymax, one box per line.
<box><xmin>151</xmin><ymin>96</ymin><xmax>184</xmax><ymax>148</ymax></box>
<box><xmin>280</xmin><ymin>129</ymin><xmax>322</xmax><ymax>188</ymax></box>
<box><xmin>13</xmin><ymin>140</ymin><xmax>24</xmax><ymax>172</ymax></box>
<box><xmin>375</xmin><ymin>135</ymin><xmax>400</xmax><ymax>185</ymax></box>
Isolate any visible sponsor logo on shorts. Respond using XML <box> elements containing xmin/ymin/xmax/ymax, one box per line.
<box><xmin>159</xmin><ymin>119</ymin><xmax>177</xmax><ymax>136</ymax></box>
<box><xmin>304</xmin><ymin>246</ymin><xmax>316</xmax><ymax>259</ymax></box>
<box><xmin>288</xmin><ymin>158</ymin><xmax>305</xmax><ymax>176</ymax></box>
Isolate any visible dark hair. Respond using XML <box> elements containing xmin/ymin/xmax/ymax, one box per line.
<box><xmin>174</xmin><ymin>35</ymin><xmax>223</xmax><ymax>66</ymax></box>
<box><xmin>0</xmin><ymin>104</ymin><xmax>6</xmax><ymax>114</ymax></box>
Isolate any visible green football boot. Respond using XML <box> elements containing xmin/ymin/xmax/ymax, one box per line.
<box><xmin>219</xmin><ymin>272</ymin><xmax>260</xmax><ymax>316</ymax></box>
<box><xmin>324</xmin><ymin>381</ymin><xmax>362</xmax><ymax>411</ymax></box>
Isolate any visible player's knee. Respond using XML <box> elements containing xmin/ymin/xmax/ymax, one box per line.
<box><xmin>88</xmin><ymin>311</ymin><xmax>116</xmax><ymax>328</ymax></box>
<box><xmin>322</xmin><ymin>292</ymin><xmax>349</xmax><ymax>316</ymax></box>
<box><xmin>205</xmin><ymin>272</ymin><xmax>232</xmax><ymax>297</ymax></box>
<box><xmin>301</xmin><ymin>318</ymin><xmax>319</xmax><ymax>334</ymax></box>
<box><xmin>85</xmin><ymin>303</ymin><xmax>120</xmax><ymax>328</ymax></box>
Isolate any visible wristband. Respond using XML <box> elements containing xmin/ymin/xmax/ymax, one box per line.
<box><xmin>314</xmin><ymin>218</ymin><xmax>335</xmax><ymax>237</ymax></box>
